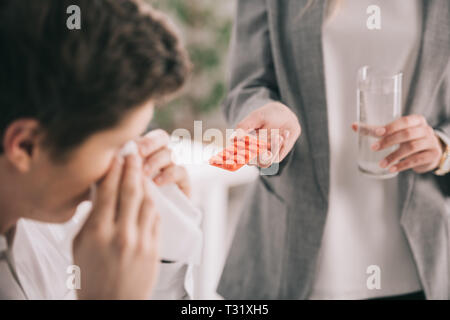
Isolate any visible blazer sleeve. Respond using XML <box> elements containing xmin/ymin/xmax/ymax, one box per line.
<box><xmin>223</xmin><ymin>0</ymin><xmax>280</xmax><ymax>128</ymax></box>
<box><xmin>434</xmin><ymin>128</ymin><xmax>450</xmax><ymax>197</ymax></box>
<box><xmin>223</xmin><ymin>0</ymin><xmax>296</xmax><ymax>176</ymax></box>
<box><xmin>433</xmin><ymin>63</ymin><xmax>450</xmax><ymax>196</ymax></box>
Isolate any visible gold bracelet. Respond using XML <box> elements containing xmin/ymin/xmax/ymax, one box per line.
<box><xmin>434</xmin><ymin>145</ymin><xmax>450</xmax><ymax>175</ymax></box>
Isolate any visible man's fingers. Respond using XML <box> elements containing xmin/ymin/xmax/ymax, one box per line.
<box><xmin>137</xmin><ymin>129</ymin><xmax>170</xmax><ymax>158</ymax></box>
<box><xmin>153</xmin><ymin>164</ymin><xmax>179</xmax><ymax>185</ymax></box>
<box><xmin>143</xmin><ymin>147</ymin><xmax>172</xmax><ymax>178</ymax></box>
<box><xmin>152</xmin><ymin>213</ymin><xmax>161</xmax><ymax>239</ymax></box>
<box><xmin>153</xmin><ymin>165</ymin><xmax>191</xmax><ymax>197</ymax></box>
<box><xmin>117</xmin><ymin>154</ymin><xmax>144</xmax><ymax>227</ymax></box>
<box><xmin>138</xmin><ymin>180</ymin><xmax>159</xmax><ymax>242</ymax></box>
<box><xmin>382</xmin><ymin>114</ymin><xmax>427</xmax><ymax>136</ymax></box>
<box><xmin>151</xmin><ymin>214</ymin><xmax>161</xmax><ymax>261</ymax></box>
<box><xmin>87</xmin><ymin>155</ymin><xmax>123</xmax><ymax>226</ymax></box>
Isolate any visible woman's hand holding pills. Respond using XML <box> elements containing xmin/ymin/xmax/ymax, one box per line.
<box><xmin>236</xmin><ymin>102</ymin><xmax>302</xmax><ymax>168</ymax></box>
<box><xmin>209</xmin><ymin>132</ymin><xmax>270</xmax><ymax>171</ymax></box>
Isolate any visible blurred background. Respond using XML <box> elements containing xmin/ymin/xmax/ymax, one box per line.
<box><xmin>149</xmin><ymin>0</ymin><xmax>234</xmax><ymax>134</ymax></box>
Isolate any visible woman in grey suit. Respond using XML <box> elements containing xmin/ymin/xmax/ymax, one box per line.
<box><xmin>218</xmin><ymin>0</ymin><xmax>450</xmax><ymax>299</ymax></box>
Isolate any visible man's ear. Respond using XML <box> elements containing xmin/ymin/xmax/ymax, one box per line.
<box><xmin>2</xmin><ymin>119</ymin><xmax>43</xmax><ymax>173</ymax></box>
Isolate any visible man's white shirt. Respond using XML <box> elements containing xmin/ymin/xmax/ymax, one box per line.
<box><xmin>0</xmin><ymin>202</ymin><xmax>196</xmax><ymax>300</ymax></box>
<box><xmin>0</xmin><ymin>230</ymin><xmax>27</xmax><ymax>299</ymax></box>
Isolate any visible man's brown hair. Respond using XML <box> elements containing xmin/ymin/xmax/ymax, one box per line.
<box><xmin>0</xmin><ymin>0</ymin><xmax>190</xmax><ymax>157</ymax></box>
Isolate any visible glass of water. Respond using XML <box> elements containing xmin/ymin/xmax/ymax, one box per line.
<box><xmin>357</xmin><ymin>66</ymin><xmax>402</xmax><ymax>179</ymax></box>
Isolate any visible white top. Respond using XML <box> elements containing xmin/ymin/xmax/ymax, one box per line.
<box><xmin>310</xmin><ymin>0</ymin><xmax>423</xmax><ymax>299</ymax></box>
<box><xmin>0</xmin><ymin>202</ymin><xmax>195</xmax><ymax>300</ymax></box>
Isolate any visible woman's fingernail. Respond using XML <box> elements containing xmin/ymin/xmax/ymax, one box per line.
<box><xmin>283</xmin><ymin>130</ymin><xmax>290</xmax><ymax>140</ymax></box>
<box><xmin>379</xmin><ymin>159</ymin><xmax>388</xmax><ymax>168</ymax></box>
<box><xmin>376</xmin><ymin>127</ymin><xmax>386</xmax><ymax>136</ymax></box>
<box><xmin>389</xmin><ymin>166</ymin><xmax>397</xmax><ymax>172</ymax></box>
<box><xmin>371</xmin><ymin>142</ymin><xmax>380</xmax><ymax>151</ymax></box>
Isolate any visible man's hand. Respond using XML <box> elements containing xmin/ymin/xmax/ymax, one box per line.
<box><xmin>237</xmin><ymin>102</ymin><xmax>301</xmax><ymax>167</ymax></box>
<box><xmin>73</xmin><ymin>154</ymin><xmax>161</xmax><ymax>300</ymax></box>
<box><xmin>351</xmin><ymin>114</ymin><xmax>444</xmax><ymax>174</ymax></box>
<box><xmin>137</xmin><ymin>129</ymin><xmax>191</xmax><ymax>197</ymax></box>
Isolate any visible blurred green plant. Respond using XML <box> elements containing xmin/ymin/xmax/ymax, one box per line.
<box><xmin>148</xmin><ymin>0</ymin><xmax>233</xmax><ymax>132</ymax></box>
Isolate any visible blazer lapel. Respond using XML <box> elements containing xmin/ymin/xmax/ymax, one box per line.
<box><xmin>406</xmin><ymin>0</ymin><xmax>450</xmax><ymax>118</ymax></box>
<box><xmin>290</xmin><ymin>0</ymin><xmax>330</xmax><ymax>204</ymax></box>
<box><xmin>400</xmin><ymin>0</ymin><xmax>450</xmax><ymax>220</ymax></box>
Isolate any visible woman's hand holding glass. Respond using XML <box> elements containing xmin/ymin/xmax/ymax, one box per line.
<box><xmin>352</xmin><ymin>114</ymin><xmax>444</xmax><ymax>174</ymax></box>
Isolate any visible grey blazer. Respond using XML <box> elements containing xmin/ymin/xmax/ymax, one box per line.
<box><xmin>218</xmin><ymin>0</ymin><xmax>450</xmax><ymax>299</ymax></box>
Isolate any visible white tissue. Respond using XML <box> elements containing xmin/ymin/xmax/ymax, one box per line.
<box><xmin>119</xmin><ymin>141</ymin><xmax>202</xmax><ymax>265</ymax></box>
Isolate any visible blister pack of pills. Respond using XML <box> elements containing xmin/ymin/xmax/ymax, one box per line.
<box><xmin>208</xmin><ymin>129</ymin><xmax>270</xmax><ymax>171</ymax></box>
